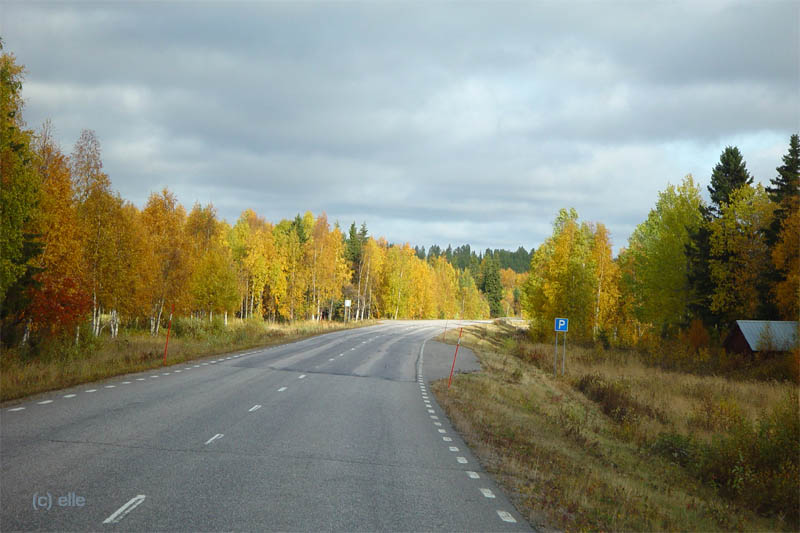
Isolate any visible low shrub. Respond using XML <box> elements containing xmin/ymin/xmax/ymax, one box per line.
<box><xmin>654</xmin><ymin>393</ymin><xmax>800</xmax><ymax>526</ymax></box>
<box><xmin>574</xmin><ymin>374</ymin><xmax>665</xmax><ymax>423</ymax></box>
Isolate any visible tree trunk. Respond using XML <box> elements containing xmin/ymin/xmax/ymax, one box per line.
<box><xmin>155</xmin><ymin>300</ymin><xmax>164</xmax><ymax>336</ymax></box>
<box><xmin>21</xmin><ymin>319</ymin><xmax>31</xmax><ymax>346</ymax></box>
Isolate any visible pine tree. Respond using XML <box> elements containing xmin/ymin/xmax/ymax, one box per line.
<box><xmin>480</xmin><ymin>255</ymin><xmax>504</xmax><ymax>317</ymax></box>
<box><xmin>767</xmin><ymin>133</ymin><xmax>800</xmax><ymax>206</ymax></box>
<box><xmin>708</xmin><ymin>146</ymin><xmax>753</xmax><ymax>215</ymax></box>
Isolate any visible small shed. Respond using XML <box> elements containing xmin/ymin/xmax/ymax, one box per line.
<box><xmin>723</xmin><ymin>320</ymin><xmax>799</xmax><ymax>356</ymax></box>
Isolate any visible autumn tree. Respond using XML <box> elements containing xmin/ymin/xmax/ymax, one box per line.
<box><xmin>625</xmin><ymin>176</ymin><xmax>704</xmax><ymax>335</ymax></box>
<box><xmin>765</xmin><ymin>134</ymin><xmax>800</xmax><ymax>319</ymax></box>
<box><xmin>0</xmin><ymin>49</ymin><xmax>41</xmax><ymax>344</ymax></box>
<box><xmin>140</xmin><ymin>188</ymin><xmax>191</xmax><ymax>334</ymax></box>
<box><xmin>71</xmin><ymin>129</ymin><xmax>122</xmax><ymax>336</ymax></box>
<box><xmin>589</xmin><ymin>223</ymin><xmax>620</xmax><ymax>339</ymax></box>
<box><xmin>522</xmin><ymin>208</ymin><xmax>596</xmax><ymax>341</ymax></box>
<box><xmin>709</xmin><ymin>184</ymin><xmax>776</xmax><ymax>323</ymax></box>
<box><xmin>771</xmin><ymin>205</ymin><xmax>799</xmax><ymax>320</ymax></box>
<box><xmin>187</xmin><ymin>204</ymin><xmax>239</xmax><ymax>322</ymax></box>
<box><xmin>27</xmin><ymin>123</ymin><xmax>89</xmax><ymax>336</ymax></box>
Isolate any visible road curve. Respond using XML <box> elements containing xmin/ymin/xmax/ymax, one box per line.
<box><xmin>1</xmin><ymin>320</ymin><xmax>531</xmax><ymax>532</ymax></box>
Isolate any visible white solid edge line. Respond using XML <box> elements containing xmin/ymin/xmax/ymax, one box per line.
<box><xmin>204</xmin><ymin>433</ymin><xmax>224</xmax><ymax>445</ymax></box>
<box><xmin>102</xmin><ymin>494</ymin><xmax>146</xmax><ymax>524</ymax></box>
<box><xmin>278</xmin><ymin>387</ymin><xmax>287</xmax><ymax>392</ymax></box>
<box><xmin>497</xmin><ymin>510</ymin><xmax>517</xmax><ymax>523</ymax></box>
<box><xmin>480</xmin><ymin>488</ymin><xmax>495</xmax><ymax>498</ymax></box>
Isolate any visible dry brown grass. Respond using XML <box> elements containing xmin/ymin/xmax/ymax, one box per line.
<box><xmin>432</xmin><ymin>322</ymin><xmax>796</xmax><ymax>532</ymax></box>
<box><xmin>1</xmin><ymin>319</ymin><xmax>370</xmax><ymax>402</ymax></box>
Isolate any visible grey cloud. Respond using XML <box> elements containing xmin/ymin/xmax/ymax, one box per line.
<box><xmin>2</xmin><ymin>1</ymin><xmax>797</xmax><ymax>254</ymax></box>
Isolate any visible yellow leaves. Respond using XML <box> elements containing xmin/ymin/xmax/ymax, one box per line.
<box><xmin>709</xmin><ymin>184</ymin><xmax>776</xmax><ymax>319</ymax></box>
<box><xmin>771</xmin><ymin>203</ymin><xmax>799</xmax><ymax>320</ymax></box>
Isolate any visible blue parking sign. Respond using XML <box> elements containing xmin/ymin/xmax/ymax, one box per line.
<box><xmin>554</xmin><ymin>318</ymin><xmax>568</xmax><ymax>332</ymax></box>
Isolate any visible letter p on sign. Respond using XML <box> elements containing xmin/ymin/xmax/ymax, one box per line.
<box><xmin>555</xmin><ymin>318</ymin><xmax>569</xmax><ymax>332</ymax></box>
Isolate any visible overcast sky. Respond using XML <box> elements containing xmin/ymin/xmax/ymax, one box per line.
<box><xmin>2</xmin><ymin>1</ymin><xmax>798</xmax><ymax>254</ymax></box>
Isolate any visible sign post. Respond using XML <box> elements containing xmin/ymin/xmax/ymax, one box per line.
<box><xmin>448</xmin><ymin>327</ymin><xmax>463</xmax><ymax>388</ymax></box>
<box><xmin>554</xmin><ymin>318</ymin><xmax>568</xmax><ymax>376</ymax></box>
<box><xmin>344</xmin><ymin>299</ymin><xmax>351</xmax><ymax>322</ymax></box>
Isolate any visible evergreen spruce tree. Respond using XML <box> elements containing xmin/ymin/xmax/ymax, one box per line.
<box><xmin>687</xmin><ymin>146</ymin><xmax>753</xmax><ymax>328</ymax></box>
<box><xmin>707</xmin><ymin>146</ymin><xmax>753</xmax><ymax>215</ymax></box>
<box><xmin>480</xmin><ymin>255</ymin><xmax>503</xmax><ymax>317</ymax></box>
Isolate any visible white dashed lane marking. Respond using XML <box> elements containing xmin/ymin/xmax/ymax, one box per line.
<box><xmin>204</xmin><ymin>433</ymin><xmax>224</xmax><ymax>445</ymax></box>
<box><xmin>442</xmin><ymin>436</ymin><xmax>452</xmax><ymax>442</ymax></box>
<box><xmin>136</xmin><ymin>378</ymin><xmax>145</xmax><ymax>381</ymax></box>
<box><xmin>480</xmin><ymin>488</ymin><xmax>495</xmax><ymax>498</ymax></box>
<box><xmin>105</xmin><ymin>385</ymin><xmax>116</xmax><ymax>388</ymax></box>
<box><xmin>457</xmin><ymin>457</ymin><xmax>468</xmax><ymax>464</ymax></box>
<box><xmin>86</xmin><ymin>389</ymin><xmax>97</xmax><ymax>393</ymax></box>
<box><xmin>278</xmin><ymin>387</ymin><xmax>287</xmax><ymax>392</ymax></box>
<box><xmin>102</xmin><ymin>494</ymin><xmax>146</xmax><ymax>525</ymax></box>
<box><xmin>64</xmin><ymin>394</ymin><xmax>77</xmax><ymax>398</ymax></box>
<box><xmin>497</xmin><ymin>510</ymin><xmax>517</xmax><ymax>523</ymax></box>
<box><xmin>298</xmin><ymin>374</ymin><xmax>306</xmax><ymax>379</ymax></box>
<box><xmin>248</xmin><ymin>405</ymin><xmax>262</xmax><ymax>412</ymax></box>
<box><xmin>467</xmin><ymin>471</ymin><xmax>480</xmax><ymax>479</ymax></box>
<box><xmin>438</xmin><ymin>429</ymin><xmax>446</xmax><ymax>433</ymax></box>
<box><xmin>9</xmin><ymin>407</ymin><xmax>25</xmax><ymax>411</ymax></box>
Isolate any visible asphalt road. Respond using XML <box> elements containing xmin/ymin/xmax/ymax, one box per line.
<box><xmin>1</xmin><ymin>320</ymin><xmax>532</xmax><ymax>532</ymax></box>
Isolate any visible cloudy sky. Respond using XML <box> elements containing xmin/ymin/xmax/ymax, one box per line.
<box><xmin>2</xmin><ymin>1</ymin><xmax>798</xmax><ymax>254</ymax></box>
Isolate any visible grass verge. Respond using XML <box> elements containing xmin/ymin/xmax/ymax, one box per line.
<box><xmin>431</xmin><ymin>321</ymin><xmax>798</xmax><ymax>532</ymax></box>
<box><xmin>1</xmin><ymin>318</ymin><xmax>372</xmax><ymax>402</ymax></box>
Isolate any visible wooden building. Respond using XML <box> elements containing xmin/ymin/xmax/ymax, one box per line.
<box><xmin>723</xmin><ymin>320</ymin><xmax>799</xmax><ymax>356</ymax></box>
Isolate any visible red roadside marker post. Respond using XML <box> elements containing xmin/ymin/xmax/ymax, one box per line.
<box><xmin>448</xmin><ymin>327</ymin><xmax>463</xmax><ymax>388</ymax></box>
<box><xmin>163</xmin><ymin>303</ymin><xmax>175</xmax><ymax>365</ymax></box>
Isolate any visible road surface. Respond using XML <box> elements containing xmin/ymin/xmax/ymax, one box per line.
<box><xmin>1</xmin><ymin>320</ymin><xmax>531</xmax><ymax>531</ymax></box>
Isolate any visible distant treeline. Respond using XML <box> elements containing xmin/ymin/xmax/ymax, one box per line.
<box><xmin>414</xmin><ymin>244</ymin><xmax>532</xmax><ymax>274</ymax></box>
